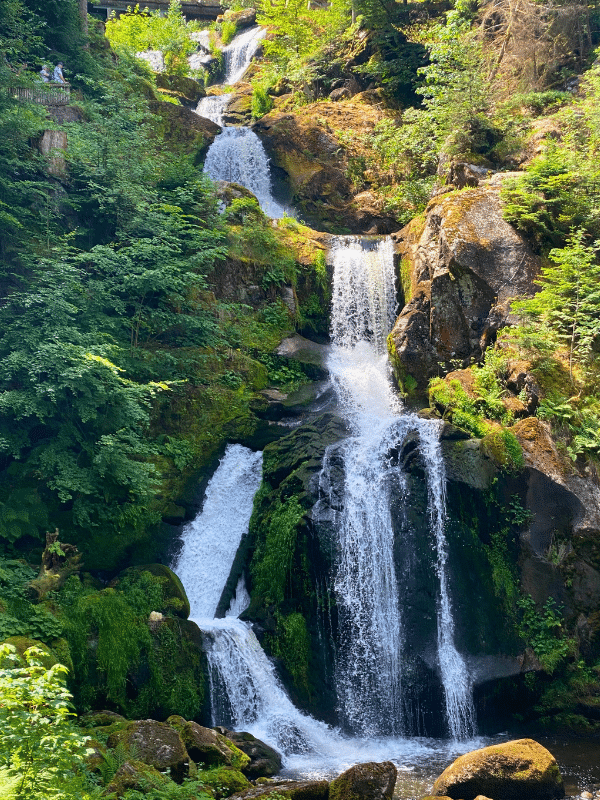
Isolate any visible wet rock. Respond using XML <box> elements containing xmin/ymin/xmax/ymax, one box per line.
<box><xmin>107</xmin><ymin>719</ymin><xmax>190</xmax><ymax>783</ymax></box>
<box><xmin>431</xmin><ymin>738</ymin><xmax>564</xmax><ymax>800</ymax></box>
<box><xmin>215</xmin><ymin>728</ymin><xmax>282</xmax><ymax>778</ymax></box>
<box><xmin>388</xmin><ymin>187</ymin><xmax>540</xmax><ymax>392</ymax></box>
<box><xmin>329</xmin><ymin>761</ymin><xmax>397</xmax><ymax>800</ymax></box>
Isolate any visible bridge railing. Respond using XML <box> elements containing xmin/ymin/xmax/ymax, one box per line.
<box><xmin>8</xmin><ymin>83</ymin><xmax>71</xmax><ymax>106</ymax></box>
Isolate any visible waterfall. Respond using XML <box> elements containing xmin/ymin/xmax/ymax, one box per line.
<box><xmin>173</xmin><ymin>444</ymin><xmax>263</xmax><ymax>619</ymax></box>
<box><xmin>419</xmin><ymin>425</ymin><xmax>476</xmax><ymax>740</ymax></box>
<box><xmin>223</xmin><ymin>26</ymin><xmax>267</xmax><ymax>85</ymax></box>
<box><xmin>194</xmin><ymin>25</ymin><xmax>288</xmax><ymax>219</ymax></box>
<box><xmin>322</xmin><ymin>236</ymin><xmax>476</xmax><ymax>740</ymax></box>
<box><xmin>203</xmin><ymin>128</ymin><xmax>287</xmax><ymax>218</ymax></box>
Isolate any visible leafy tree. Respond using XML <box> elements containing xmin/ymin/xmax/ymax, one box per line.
<box><xmin>0</xmin><ymin>643</ymin><xmax>94</xmax><ymax>800</ymax></box>
<box><xmin>513</xmin><ymin>229</ymin><xmax>600</xmax><ymax>381</ymax></box>
<box><xmin>105</xmin><ymin>0</ymin><xmax>200</xmax><ymax>75</ymax></box>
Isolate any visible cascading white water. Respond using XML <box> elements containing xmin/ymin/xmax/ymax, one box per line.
<box><xmin>173</xmin><ymin>444</ymin><xmax>262</xmax><ymax>619</ymax></box>
<box><xmin>223</xmin><ymin>26</ymin><xmax>267</xmax><ymax>85</ymax></box>
<box><xmin>194</xmin><ymin>26</ymin><xmax>288</xmax><ymax>218</ymax></box>
<box><xmin>418</xmin><ymin>424</ymin><xmax>476</xmax><ymax>740</ymax></box>
<box><xmin>324</xmin><ymin>236</ymin><xmax>476</xmax><ymax>740</ymax></box>
<box><xmin>196</xmin><ymin>94</ymin><xmax>230</xmax><ymax>126</ymax></box>
<box><xmin>323</xmin><ymin>238</ymin><xmax>405</xmax><ymax>735</ymax></box>
<box><xmin>203</xmin><ymin>128</ymin><xmax>287</xmax><ymax>218</ymax></box>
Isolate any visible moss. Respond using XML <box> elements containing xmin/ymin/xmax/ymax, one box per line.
<box><xmin>199</xmin><ymin>766</ymin><xmax>251</xmax><ymax>797</ymax></box>
<box><xmin>251</xmin><ymin>495</ymin><xmax>305</xmax><ymax>605</ymax></box>
<box><xmin>269</xmin><ymin>612</ymin><xmax>311</xmax><ymax>694</ymax></box>
<box><xmin>399</xmin><ymin>256</ymin><xmax>413</xmax><ymax>304</ymax></box>
<box><xmin>481</xmin><ymin>429</ymin><xmax>524</xmax><ymax>472</ymax></box>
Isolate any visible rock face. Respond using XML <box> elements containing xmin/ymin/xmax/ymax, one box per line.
<box><xmin>107</xmin><ymin>719</ymin><xmax>190</xmax><ymax>783</ymax></box>
<box><xmin>388</xmin><ymin>186</ymin><xmax>540</xmax><ymax>392</ymax></box>
<box><xmin>149</xmin><ymin>101</ymin><xmax>220</xmax><ymax>162</ymax></box>
<box><xmin>431</xmin><ymin>739</ymin><xmax>564</xmax><ymax>800</ymax></box>
<box><xmin>252</xmin><ymin>101</ymin><xmax>395</xmax><ymax>233</ymax></box>
<box><xmin>155</xmin><ymin>73</ymin><xmax>205</xmax><ymax>106</ymax></box>
<box><xmin>329</xmin><ymin>761</ymin><xmax>397</xmax><ymax>800</ymax></box>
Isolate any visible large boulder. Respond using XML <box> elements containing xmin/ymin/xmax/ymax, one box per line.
<box><xmin>167</xmin><ymin>717</ymin><xmax>249</xmax><ymax>769</ymax></box>
<box><xmin>105</xmin><ymin>760</ymin><xmax>168</xmax><ymax>798</ymax></box>
<box><xmin>149</xmin><ymin>101</ymin><xmax>220</xmax><ymax>162</ymax></box>
<box><xmin>388</xmin><ymin>185</ymin><xmax>540</xmax><ymax>393</ymax></box>
<box><xmin>107</xmin><ymin>720</ymin><xmax>190</xmax><ymax>783</ymax></box>
<box><xmin>431</xmin><ymin>738</ymin><xmax>564</xmax><ymax>800</ymax></box>
<box><xmin>329</xmin><ymin>761</ymin><xmax>397</xmax><ymax>800</ymax></box>
<box><xmin>216</xmin><ymin>728</ymin><xmax>282</xmax><ymax>778</ymax></box>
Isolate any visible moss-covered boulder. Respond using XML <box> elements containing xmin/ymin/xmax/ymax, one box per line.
<box><xmin>149</xmin><ymin>101</ymin><xmax>220</xmax><ymax>162</ymax></box>
<box><xmin>388</xmin><ymin>186</ymin><xmax>540</xmax><ymax>392</ymax></box>
<box><xmin>107</xmin><ymin>719</ymin><xmax>190</xmax><ymax>783</ymax></box>
<box><xmin>329</xmin><ymin>761</ymin><xmax>397</xmax><ymax>800</ymax></box>
<box><xmin>218</xmin><ymin>729</ymin><xmax>282</xmax><ymax>778</ymax></box>
<box><xmin>155</xmin><ymin>73</ymin><xmax>205</xmax><ymax>106</ymax></box>
<box><xmin>167</xmin><ymin>717</ymin><xmax>249</xmax><ymax>769</ymax></box>
<box><xmin>111</xmin><ymin>564</ymin><xmax>190</xmax><ymax>619</ymax></box>
<box><xmin>2</xmin><ymin>636</ymin><xmax>57</xmax><ymax>668</ymax></box>
<box><xmin>431</xmin><ymin>739</ymin><xmax>564</xmax><ymax>800</ymax></box>
<box><xmin>105</xmin><ymin>759</ymin><xmax>168</xmax><ymax>797</ymax></box>
<box><xmin>201</xmin><ymin>766</ymin><xmax>252</xmax><ymax>797</ymax></box>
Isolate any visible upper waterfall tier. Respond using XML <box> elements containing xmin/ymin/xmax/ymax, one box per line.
<box><xmin>223</xmin><ymin>25</ymin><xmax>266</xmax><ymax>85</ymax></box>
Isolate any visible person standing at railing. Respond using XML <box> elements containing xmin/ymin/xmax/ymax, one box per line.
<box><xmin>52</xmin><ymin>62</ymin><xmax>66</xmax><ymax>84</ymax></box>
<box><xmin>39</xmin><ymin>65</ymin><xmax>51</xmax><ymax>82</ymax></box>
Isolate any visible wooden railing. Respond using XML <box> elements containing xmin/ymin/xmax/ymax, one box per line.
<box><xmin>8</xmin><ymin>84</ymin><xmax>71</xmax><ymax>106</ymax></box>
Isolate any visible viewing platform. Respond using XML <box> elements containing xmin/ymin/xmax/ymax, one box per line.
<box><xmin>8</xmin><ymin>84</ymin><xmax>70</xmax><ymax>106</ymax></box>
<box><xmin>90</xmin><ymin>0</ymin><xmax>222</xmax><ymax>21</ymax></box>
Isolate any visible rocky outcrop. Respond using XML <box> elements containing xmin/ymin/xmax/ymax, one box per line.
<box><xmin>329</xmin><ymin>761</ymin><xmax>397</xmax><ymax>800</ymax></box>
<box><xmin>388</xmin><ymin>186</ymin><xmax>540</xmax><ymax>393</ymax></box>
<box><xmin>252</xmin><ymin>101</ymin><xmax>395</xmax><ymax>233</ymax></box>
<box><xmin>27</xmin><ymin>528</ymin><xmax>81</xmax><ymax>601</ymax></box>
<box><xmin>155</xmin><ymin>73</ymin><xmax>206</xmax><ymax>106</ymax></box>
<box><xmin>431</xmin><ymin>738</ymin><xmax>564</xmax><ymax>800</ymax></box>
<box><xmin>149</xmin><ymin>101</ymin><xmax>220</xmax><ymax>162</ymax></box>
<box><xmin>228</xmin><ymin>780</ymin><xmax>329</xmax><ymax>800</ymax></box>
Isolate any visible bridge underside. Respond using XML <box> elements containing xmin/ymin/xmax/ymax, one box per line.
<box><xmin>90</xmin><ymin>0</ymin><xmax>222</xmax><ymax>22</ymax></box>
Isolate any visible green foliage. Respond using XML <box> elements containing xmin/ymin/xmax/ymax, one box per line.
<box><xmin>219</xmin><ymin>19</ymin><xmax>237</xmax><ymax>46</ymax></box>
<box><xmin>270</xmin><ymin>612</ymin><xmax>311</xmax><ymax>692</ymax></box>
<box><xmin>106</xmin><ymin>1</ymin><xmax>201</xmax><ymax>75</ymax></box>
<box><xmin>0</xmin><ymin>643</ymin><xmax>93</xmax><ymax>800</ymax></box>
<box><xmin>251</xmin><ymin>84</ymin><xmax>274</xmax><ymax>120</ymax></box>
<box><xmin>0</xmin><ymin>559</ymin><xmax>64</xmax><ymax>644</ymax></box>
<box><xmin>481</xmin><ymin>430</ymin><xmax>524</xmax><ymax>473</ymax></box>
<box><xmin>251</xmin><ymin>496</ymin><xmax>305</xmax><ymax>604</ymax></box>
<box><xmin>121</xmin><ymin>775</ymin><xmax>214</xmax><ymax>800</ymax></box>
<box><xmin>428</xmin><ymin>378</ymin><xmax>490</xmax><ymax>437</ymax></box>
<box><xmin>517</xmin><ymin>595</ymin><xmax>576</xmax><ymax>674</ymax></box>
<box><xmin>513</xmin><ymin>229</ymin><xmax>600</xmax><ymax>380</ymax></box>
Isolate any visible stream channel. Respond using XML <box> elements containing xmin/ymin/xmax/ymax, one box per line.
<box><xmin>172</xmin><ymin>25</ymin><xmax>600</xmax><ymax>797</ymax></box>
